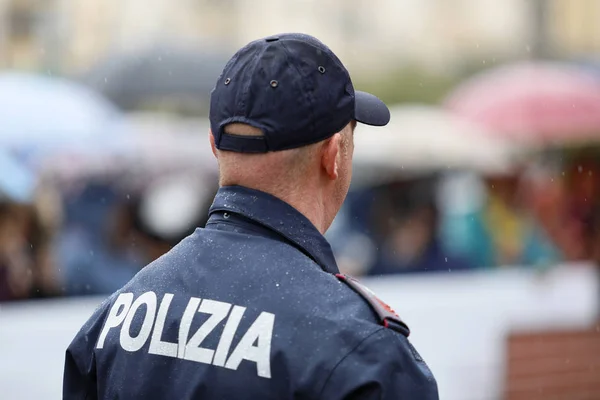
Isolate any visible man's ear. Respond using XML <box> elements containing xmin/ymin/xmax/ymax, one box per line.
<box><xmin>208</xmin><ymin>130</ymin><xmax>218</xmax><ymax>159</ymax></box>
<box><xmin>322</xmin><ymin>133</ymin><xmax>342</xmax><ymax>180</ymax></box>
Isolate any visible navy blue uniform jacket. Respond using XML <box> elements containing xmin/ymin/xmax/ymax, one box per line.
<box><xmin>63</xmin><ymin>186</ymin><xmax>439</xmax><ymax>399</ymax></box>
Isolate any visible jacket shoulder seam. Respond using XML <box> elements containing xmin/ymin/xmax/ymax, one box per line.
<box><xmin>317</xmin><ymin>327</ymin><xmax>386</xmax><ymax>399</ymax></box>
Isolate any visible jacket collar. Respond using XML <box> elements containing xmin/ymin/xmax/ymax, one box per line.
<box><xmin>208</xmin><ymin>185</ymin><xmax>339</xmax><ymax>274</ymax></box>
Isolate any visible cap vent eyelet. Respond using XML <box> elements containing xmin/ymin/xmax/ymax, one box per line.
<box><xmin>270</xmin><ymin>80</ymin><xmax>278</xmax><ymax>88</ymax></box>
<box><xmin>318</xmin><ymin>66</ymin><xmax>326</xmax><ymax>74</ymax></box>
<box><xmin>224</xmin><ymin>78</ymin><xmax>231</xmax><ymax>85</ymax></box>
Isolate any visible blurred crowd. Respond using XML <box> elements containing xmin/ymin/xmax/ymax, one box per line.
<box><xmin>330</xmin><ymin>150</ymin><xmax>600</xmax><ymax>276</ymax></box>
<box><xmin>2</xmin><ymin>60</ymin><xmax>600</xmax><ymax>303</ymax></box>
<box><xmin>2</xmin><ymin>146</ymin><xmax>599</xmax><ymax>302</ymax></box>
<box><xmin>0</xmin><ymin>169</ymin><xmax>218</xmax><ymax>302</ymax></box>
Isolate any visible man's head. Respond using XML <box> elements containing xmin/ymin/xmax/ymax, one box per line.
<box><xmin>208</xmin><ymin>33</ymin><xmax>389</xmax><ymax>233</ymax></box>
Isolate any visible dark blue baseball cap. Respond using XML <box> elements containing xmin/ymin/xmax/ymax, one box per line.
<box><xmin>209</xmin><ymin>33</ymin><xmax>390</xmax><ymax>153</ymax></box>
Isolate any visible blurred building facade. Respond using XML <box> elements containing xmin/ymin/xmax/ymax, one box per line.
<box><xmin>1</xmin><ymin>0</ymin><xmax>600</xmax><ymax>77</ymax></box>
<box><xmin>549</xmin><ymin>0</ymin><xmax>600</xmax><ymax>57</ymax></box>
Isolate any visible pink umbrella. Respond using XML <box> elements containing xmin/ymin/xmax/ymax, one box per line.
<box><xmin>444</xmin><ymin>62</ymin><xmax>600</xmax><ymax>145</ymax></box>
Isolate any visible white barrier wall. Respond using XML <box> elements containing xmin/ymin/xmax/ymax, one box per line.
<box><xmin>0</xmin><ymin>264</ymin><xmax>597</xmax><ymax>399</ymax></box>
<box><xmin>362</xmin><ymin>264</ymin><xmax>599</xmax><ymax>400</ymax></box>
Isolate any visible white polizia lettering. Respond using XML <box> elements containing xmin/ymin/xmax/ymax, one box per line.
<box><xmin>95</xmin><ymin>292</ymin><xmax>275</xmax><ymax>379</ymax></box>
<box><xmin>225</xmin><ymin>311</ymin><xmax>275</xmax><ymax>378</ymax></box>
<box><xmin>149</xmin><ymin>293</ymin><xmax>177</xmax><ymax>357</ymax></box>
<box><xmin>178</xmin><ymin>297</ymin><xmax>201</xmax><ymax>358</ymax></box>
<box><xmin>120</xmin><ymin>291</ymin><xmax>157</xmax><ymax>352</ymax></box>
<box><xmin>184</xmin><ymin>299</ymin><xmax>231</xmax><ymax>364</ymax></box>
<box><xmin>213</xmin><ymin>305</ymin><xmax>246</xmax><ymax>367</ymax></box>
<box><xmin>97</xmin><ymin>293</ymin><xmax>134</xmax><ymax>349</ymax></box>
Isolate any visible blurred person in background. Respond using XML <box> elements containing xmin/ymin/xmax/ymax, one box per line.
<box><xmin>529</xmin><ymin>152</ymin><xmax>600</xmax><ymax>263</ymax></box>
<box><xmin>26</xmin><ymin>195</ymin><xmax>61</xmax><ymax>299</ymax></box>
<box><xmin>591</xmin><ymin>211</ymin><xmax>600</xmax><ymax>266</ymax></box>
<box><xmin>0</xmin><ymin>199</ymin><xmax>59</xmax><ymax>301</ymax></box>
<box><xmin>54</xmin><ymin>180</ymin><xmax>138</xmax><ymax>296</ymax></box>
<box><xmin>56</xmin><ymin>176</ymin><xmax>215</xmax><ymax>296</ymax></box>
<box><xmin>0</xmin><ymin>201</ymin><xmax>34</xmax><ymax>301</ymax></box>
<box><xmin>440</xmin><ymin>170</ymin><xmax>561</xmax><ymax>269</ymax></box>
<box><xmin>118</xmin><ymin>175</ymin><xmax>217</xmax><ymax>265</ymax></box>
<box><xmin>0</xmin><ymin>150</ymin><xmax>59</xmax><ymax>301</ymax></box>
<box><xmin>564</xmin><ymin>154</ymin><xmax>600</xmax><ymax>262</ymax></box>
<box><xmin>369</xmin><ymin>178</ymin><xmax>473</xmax><ymax>275</ymax></box>
<box><xmin>483</xmin><ymin>172</ymin><xmax>560</xmax><ymax>267</ymax></box>
<box><xmin>326</xmin><ymin>188</ymin><xmax>379</xmax><ymax>276</ymax></box>
<box><xmin>524</xmin><ymin>164</ymin><xmax>575</xmax><ymax>262</ymax></box>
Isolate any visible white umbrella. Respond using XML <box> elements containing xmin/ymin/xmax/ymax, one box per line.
<box><xmin>352</xmin><ymin>104</ymin><xmax>517</xmax><ymax>185</ymax></box>
<box><xmin>115</xmin><ymin>114</ymin><xmax>215</xmax><ymax>171</ymax></box>
<box><xmin>0</xmin><ymin>72</ymin><xmax>123</xmax><ymax>157</ymax></box>
<box><xmin>39</xmin><ymin>114</ymin><xmax>216</xmax><ymax>187</ymax></box>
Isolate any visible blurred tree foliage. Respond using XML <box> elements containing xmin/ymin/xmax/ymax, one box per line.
<box><xmin>354</xmin><ymin>59</ymin><xmax>509</xmax><ymax>106</ymax></box>
<box><xmin>353</xmin><ymin>66</ymin><xmax>460</xmax><ymax>106</ymax></box>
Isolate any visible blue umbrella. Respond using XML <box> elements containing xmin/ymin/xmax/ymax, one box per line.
<box><xmin>0</xmin><ymin>150</ymin><xmax>35</xmax><ymax>203</ymax></box>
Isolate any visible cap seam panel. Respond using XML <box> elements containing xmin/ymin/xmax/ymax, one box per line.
<box><xmin>278</xmin><ymin>40</ymin><xmax>317</xmax><ymax>136</ymax></box>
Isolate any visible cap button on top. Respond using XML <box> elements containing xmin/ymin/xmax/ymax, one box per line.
<box><xmin>265</xmin><ymin>36</ymin><xmax>279</xmax><ymax>42</ymax></box>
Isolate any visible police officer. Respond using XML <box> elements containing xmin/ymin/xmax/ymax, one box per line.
<box><xmin>63</xmin><ymin>33</ymin><xmax>439</xmax><ymax>399</ymax></box>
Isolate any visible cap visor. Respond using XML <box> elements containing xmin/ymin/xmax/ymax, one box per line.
<box><xmin>354</xmin><ymin>91</ymin><xmax>390</xmax><ymax>126</ymax></box>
